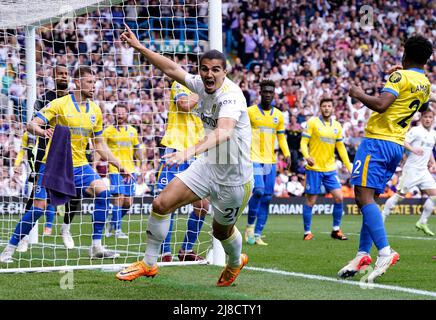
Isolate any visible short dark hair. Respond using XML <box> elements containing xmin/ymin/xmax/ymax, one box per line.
<box><xmin>199</xmin><ymin>50</ymin><xmax>226</xmax><ymax>69</ymax></box>
<box><xmin>404</xmin><ymin>35</ymin><xmax>433</xmax><ymax>65</ymax></box>
<box><xmin>112</xmin><ymin>104</ymin><xmax>128</xmax><ymax>114</ymax></box>
<box><xmin>74</xmin><ymin>66</ymin><xmax>94</xmax><ymax>79</ymax></box>
<box><xmin>320</xmin><ymin>97</ymin><xmax>334</xmax><ymax>106</ymax></box>
<box><xmin>260</xmin><ymin>79</ymin><xmax>275</xmax><ymax>89</ymax></box>
<box><xmin>421</xmin><ymin>109</ymin><xmax>434</xmax><ymax>117</ymax></box>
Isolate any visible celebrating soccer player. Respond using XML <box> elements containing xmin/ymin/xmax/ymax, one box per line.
<box><xmin>338</xmin><ymin>35</ymin><xmax>433</xmax><ymax>282</ymax></box>
<box><xmin>0</xmin><ymin>66</ymin><xmax>130</xmax><ymax>263</ymax></box>
<box><xmin>157</xmin><ymin>80</ymin><xmax>209</xmax><ymax>262</ymax></box>
<box><xmin>116</xmin><ymin>25</ymin><xmax>252</xmax><ymax>286</ymax></box>
<box><xmin>300</xmin><ymin>97</ymin><xmax>352</xmax><ymax>241</ymax></box>
<box><xmin>244</xmin><ymin>79</ymin><xmax>290</xmax><ymax>246</ymax></box>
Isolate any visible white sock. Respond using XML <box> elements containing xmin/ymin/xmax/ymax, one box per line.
<box><xmin>304</xmin><ymin>231</ymin><xmax>312</xmax><ymax>235</ymax></box>
<box><xmin>332</xmin><ymin>226</ymin><xmax>340</xmax><ymax>231</ymax></box>
<box><xmin>379</xmin><ymin>246</ymin><xmax>391</xmax><ymax>256</ymax></box>
<box><xmin>144</xmin><ymin>212</ymin><xmax>171</xmax><ymax>266</ymax></box>
<box><xmin>419</xmin><ymin>197</ymin><xmax>435</xmax><ymax>224</ymax></box>
<box><xmin>62</xmin><ymin>223</ymin><xmax>71</xmax><ymax>232</ymax></box>
<box><xmin>92</xmin><ymin>239</ymin><xmax>102</xmax><ymax>247</ymax></box>
<box><xmin>221</xmin><ymin>227</ymin><xmax>242</xmax><ymax>268</ymax></box>
<box><xmin>382</xmin><ymin>193</ymin><xmax>402</xmax><ymax>221</ymax></box>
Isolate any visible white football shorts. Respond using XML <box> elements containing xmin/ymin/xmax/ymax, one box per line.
<box><xmin>176</xmin><ymin>158</ymin><xmax>253</xmax><ymax>225</ymax></box>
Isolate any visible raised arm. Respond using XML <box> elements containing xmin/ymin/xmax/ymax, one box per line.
<box><xmin>120</xmin><ymin>24</ymin><xmax>188</xmax><ymax>85</ymax></box>
<box><xmin>349</xmin><ymin>85</ymin><xmax>397</xmax><ymax>114</ymax></box>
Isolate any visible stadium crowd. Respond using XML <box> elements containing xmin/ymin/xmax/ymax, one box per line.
<box><xmin>0</xmin><ymin>0</ymin><xmax>435</xmax><ymax>199</ymax></box>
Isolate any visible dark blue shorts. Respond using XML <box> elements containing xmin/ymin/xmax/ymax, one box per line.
<box><xmin>350</xmin><ymin>138</ymin><xmax>403</xmax><ymax>194</ymax></box>
<box><xmin>305</xmin><ymin>170</ymin><xmax>341</xmax><ymax>195</ymax></box>
<box><xmin>109</xmin><ymin>173</ymin><xmax>136</xmax><ymax>197</ymax></box>
<box><xmin>35</xmin><ymin>164</ymin><xmax>101</xmax><ymax>199</ymax></box>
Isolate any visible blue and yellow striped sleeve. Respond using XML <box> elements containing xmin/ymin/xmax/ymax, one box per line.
<box><xmin>36</xmin><ymin>101</ymin><xmax>59</xmax><ymax>124</ymax></box>
<box><xmin>381</xmin><ymin>71</ymin><xmax>405</xmax><ymax>98</ymax></box>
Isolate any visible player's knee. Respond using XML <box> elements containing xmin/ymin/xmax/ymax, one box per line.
<box><xmin>33</xmin><ymin>199</ymin><xmax>47</xmax><ymax>210</ymax></box>
<box><xmin>333</xmin><ymin>195</ymin><xmax>343</xmax><ymax>203</ymax></box>
<box><xmin>252</xmin><ymin>187</ymin><xmax>264</xmax><ymax>199</ymax></box>
<box><xmin>305</xmin><ymin>196</ymin><xmax>317</xmax><ymax>207</ymax></box>
<box><xmin>123</xmin><ymin>197</ymin><xmax>133</xmax><ymax>208</ymax></box>
<box><xmin>192</xmin><ymin>199</ymin><xmax>209</xmax><ymax>216</ymax></box>
<box><xmin>152</xmin><ymin>197</ymin><xmax>170</xmax><ymax>215</ymax></box>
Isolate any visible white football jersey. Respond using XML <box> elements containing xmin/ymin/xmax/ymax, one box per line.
<box><xmin>403</xmin><ymin>125</ymin><xmax>436</xmax><ymax>170</ymax></box>
<box><xmin>184</xmin><ymin>74</ymin><xmax>252</xmax><ymax>186</ymax></box>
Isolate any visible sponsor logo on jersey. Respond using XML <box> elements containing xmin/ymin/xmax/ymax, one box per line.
<box><xmin>389</xmin><ymin>71</ymin><xmax>402</xmax><ymax>83</ymax></box>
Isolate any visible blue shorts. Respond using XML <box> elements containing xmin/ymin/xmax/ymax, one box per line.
<box><xmin>109</xmin><ymin>173</ymin><xmax>136</xmax><ymax>197</ymax></box>
<box><xmin>156</xmin><ymin>148</ymin><xmax>193</xmax><ymax>191</ymax></box>
<box><xmin>35</xmin><ymin>164</ymin><xmax>101</xmax><ymax>200</ymax></box>
<box><xmin>305</xmin><ymin>170</ymin><xmax>341</xmax><ymax>195</ymax></box>
<box><xmin>253</xmin><ymin>163</ymin><xmax>276</xmax><ymax>195</ymax></box>
<box><xmin>350</xmin><ymin>138</ymin><xmax>403</xmax><ymax>194</ymax></box>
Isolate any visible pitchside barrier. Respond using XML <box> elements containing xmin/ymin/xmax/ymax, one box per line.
<box><xmin>2</xmin><ymin>196</ymin><xmax>434</xmax><ymax>216</ymax></box>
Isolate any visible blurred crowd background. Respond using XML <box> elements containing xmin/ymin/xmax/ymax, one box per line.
<box><xmin>0</xmin><ymin>0</ymin><xmax>435</xmax><ymax>199</ymax></box>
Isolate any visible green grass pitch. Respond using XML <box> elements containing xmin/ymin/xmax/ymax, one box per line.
<box><xmin>1</xmin><ymin>214</ymin><xmax>435</xmax><ymax>300</ymax></box>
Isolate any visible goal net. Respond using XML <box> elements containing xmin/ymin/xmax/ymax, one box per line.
<box><xmin>0</xmin><ymin>0</ymin><xmax>218</xmax><ymax>273</ymax></box>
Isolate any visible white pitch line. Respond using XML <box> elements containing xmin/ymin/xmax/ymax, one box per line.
<box><xmin>245</xmin><ymin>266</ymin><xmax>436</xmax><ymax>299</ymax></box>
<box><xmin>320</xmin><ymin>231</ymin><xmax>436</xmax><ymax>241</ymax></box>
<box><xmin>270</xmin><ymin>230</ymin><xmax>436</xmax><ymax>241</ymax></box>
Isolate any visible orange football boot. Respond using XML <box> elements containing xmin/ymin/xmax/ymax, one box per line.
<box><xmin>116</xmin><ymin>261</ymin><xmax>158</xmax><ymax>281</ymax></box>
<box><xmin>217</xmin><ymin>253</ymin><xmax>248</xmax><ymax>287</ymax></box>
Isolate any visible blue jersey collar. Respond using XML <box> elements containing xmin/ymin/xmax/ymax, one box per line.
<box><xmin>407</xmin><ymin>68</ymin><xmax>424</xmax><ymax>74</ymax></box>
<box><xmin>319</xmin><ymin>115</ymin><xmax>332</xmax><ymax>126</ymax></box>
<box><xmin>257</xmin><ymin>104</ymin><xmax>274</xmax><ymax>116</ymax></box>
<box><xmin>71</xmin><ymin>93</ymin><xmax>90</xmax><ymax>113</ymax></box>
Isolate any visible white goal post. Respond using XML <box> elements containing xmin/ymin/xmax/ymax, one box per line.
<box><xmin>0</xmin><ymin>0</ymin><xmax>225</xmax><ymax>273</ymax></box>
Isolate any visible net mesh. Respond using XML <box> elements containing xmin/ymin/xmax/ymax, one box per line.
<box><xmin>0</xmin><ymin>0</ymin><xmax>213</xmax><ymax>272</ymax></box>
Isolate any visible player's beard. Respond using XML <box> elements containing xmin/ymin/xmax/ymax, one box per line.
<box><xmin>56</xmin><ymin>82</ymin><xmax>68</xmax><ymax>91</ymax></box>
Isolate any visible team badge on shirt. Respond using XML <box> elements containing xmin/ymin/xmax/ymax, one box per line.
<box><xmin>334</xmin><ymin>129</ymin><xmax>338</xmax><ymax>134</ymax></box>
<box><xmin>90</xmin><ymin>114</ymin><xmax>96</xmax><ymax>125</ymax></box>
<box><xmin>273</xmin><ymin>117</ymin><xmax>278</xmax><ymax>124</ymax></box>
<box><xmin>389</xmin><ymin>72</ymin><xmax>402</xmax><ymax>83</ymax></box>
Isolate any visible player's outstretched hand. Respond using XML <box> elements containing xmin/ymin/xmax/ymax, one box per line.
<box><xmin>162</xmin><ymin>150</ymin><xmax>189</xmax><ymax>166</ymax></box>
<box><xmin>349</xmin><ymin>85</ymin><xmax>364</xmax><ymax>99</ymax></box>
<box><xmin>305</xmin><ymin>157</ymin><xmax>315</xmax><ymax>167</ymax></box>
<box><xmin>120</xmin><ymin>24</ymin><xmax>142</xmax><ymax>50</ymax></box>
<box><xmin>44</xmin><ymin>128</ymin><xmax>54</xmax><ymax>139</ymax></box>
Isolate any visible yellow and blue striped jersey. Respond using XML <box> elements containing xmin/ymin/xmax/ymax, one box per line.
<box><xmin>248</xmin><ymin>105</ymin><xmax>290</xmax><ymax>164</ymax></box>
<box><xmin>160</xmin><ymin>81</ymin><xmax>204</xmax><ymax>151</ymax></box>
<box><xmin>301</xmin><ymin>116</ymin><xmax>350</xmax><ymax>172</ymax></box>
<box><xmin>365</xmin><ymin>68</ymin><xmax>431</xmax><ymax>145</ymax></box>
<box><xmin>36</xmin><ymin>94</ymin><xmax>103</xmax><ymax>167</ymax></box>
<box><xmin>103</xmin><ymin>125</ymin><xmax>140</xmax><ymax>174</ymax></box>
